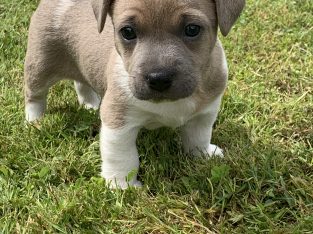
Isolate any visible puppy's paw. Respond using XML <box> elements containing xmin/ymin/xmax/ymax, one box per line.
<box><xmin>106</xmin><ymin>178</ymin><xmax>142</xmax><ymax>190</ymax></box>
<box><xmin>208</xmin><ymin>144</ymin><xmax>224</xmax><ymax>157</ymax></box>
<box><xmin>83</xmin><ymin>101</ymin><xmax>100</xmax><ymax>110</ymax></box>
<box><xmin>78</xmin><ymin>94</ymin><xmax>100</xmax><ymax>110</ymax></box>
<box><xmin>25</xmin><ymin>101</ymin><xmax>46</xmax><ymax>122</ymax></box>
<box><xmin>131</xmin><ymin>180</ymin><xmax>143</xmax><ymax>188</ymax></box>
<box><xmin>188</xmin><ymin>144</ymin><xmax>224</xmax><ymax>159</ymax></box>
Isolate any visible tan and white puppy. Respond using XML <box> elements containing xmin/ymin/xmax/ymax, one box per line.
<box><xmin>24</xmin><ymin>0</ymin><xmax>245</xmax><ymax>188</ymax></box>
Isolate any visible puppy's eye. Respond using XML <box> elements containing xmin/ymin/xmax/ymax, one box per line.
<box><xmin>185</xmin><ymin>24</ymin><xmax>201</xmax><ymax>38</ymax></box>
<box><xmin>120</xmin><ymin>26</ymin><xmax>137</xmax><ymax>41</ymax></box>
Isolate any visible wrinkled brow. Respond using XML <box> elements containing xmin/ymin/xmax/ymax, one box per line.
<box><xmin>180</xmin><ymin>9</ymin><xmax>211</xmax><ymax>24</ymax></box>
<box><xmin>114</xmin><ymin>8</ymin><xmax>144</xmax><ymax>26</ymax></box>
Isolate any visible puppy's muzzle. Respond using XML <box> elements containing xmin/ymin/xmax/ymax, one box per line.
<box><xmin>145</xmin><ymin>69</ymin><xmax>176</xmax><ymax>92</ymax></box>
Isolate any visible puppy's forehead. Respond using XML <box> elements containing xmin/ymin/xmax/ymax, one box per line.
<box><xmin>113</xmin><ymin>0</ymin><xmax>216</xmax><ymax>26</ymax></box>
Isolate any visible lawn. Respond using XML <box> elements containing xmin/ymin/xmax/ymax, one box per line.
<box><xmin>0</xmin><ymin>0</ymin><xmax>312</xmax><ymax>233</ymax></box>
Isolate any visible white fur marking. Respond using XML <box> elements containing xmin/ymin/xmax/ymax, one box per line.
<box><xmin>100</xmin><ymin>124</ymin><xmax>142</xmax><ymax>189</ymax></box>
<box><xmin>208</xmin><ymin>144</ymin><xmax>224</xmax><ymax>157</ymax></box>
<box><xmin>127</xmin><ymin>98</ymin><xmax>197</xmax><ymax>129</ymax></box>
<box><xmin>25</xmin><ymin>100</ymin><xmax>46</xmax><ymax>122</ymax></box>
<box><xmin>54</xmin><ymin>0</ymin><xmax>75</xmax><ymax>29</ymax></box>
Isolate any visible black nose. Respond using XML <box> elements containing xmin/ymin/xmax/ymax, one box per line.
<box><xmin>145</xmin><ymin>70</ymin><xmax>175</xmax><ymax>92</ymax></box>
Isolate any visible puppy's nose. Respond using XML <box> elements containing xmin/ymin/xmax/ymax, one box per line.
<box><xmin>145</xmin><ymin>70</ymin><xmax>175</xmax><ymax>92</ymax></box>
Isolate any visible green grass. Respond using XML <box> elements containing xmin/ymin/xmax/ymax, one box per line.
<box><xmin>1</xmin><ymin>0</ymin><xmax>312</xmax><ymax>233</ymax></box>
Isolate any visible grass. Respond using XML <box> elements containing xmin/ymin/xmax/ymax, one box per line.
<box><xmin>0</xmin><ymin>0</ymin><xmax>312</xmax><ymax>233</ymax></box>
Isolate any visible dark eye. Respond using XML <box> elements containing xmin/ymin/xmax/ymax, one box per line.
<box><xmin>120</xmin><ymin>26</ymin><xmax>137</xmax><ymax>41</ymax></box>
<box><xmin>185</xmin><ymin>24</ymin><xmax>201</xmax><ymax>37</ymax></box>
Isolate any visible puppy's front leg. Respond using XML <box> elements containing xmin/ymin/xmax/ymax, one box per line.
<box><xmin>181</xmin><ymin>100</ymin><xmax>224</xmax><ymax>158</ymax></box>
<box><xmin>100</xmin><ymin>124</ymin><xmax>142</xmax><ymax>189</ymax></box>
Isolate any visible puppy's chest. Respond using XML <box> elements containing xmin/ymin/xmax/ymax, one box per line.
<box><xmin>144</xmin><ymin>113</ymin><xmax>193</xmax><ymax>130</ymax></box>
<box><xmin>131</xmin><ymin>98</ymin><xmax>199</xmax><ymax>129</ymax></box>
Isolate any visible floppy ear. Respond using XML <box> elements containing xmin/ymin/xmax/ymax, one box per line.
<box><xmin>215</xmin><ymin>0</ymin><xmax>245</xmax><ymax>36</ymax></box>
<box><xmin>91</xmin><ymin>0</ymin><xmax>112</xmax><ymax>33</ymax></box>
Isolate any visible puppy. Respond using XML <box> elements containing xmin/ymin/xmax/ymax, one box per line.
<box><xmin>24</xmin><ymin>0</ymin><xmax>245</xmax><ymax>189</ymax></box>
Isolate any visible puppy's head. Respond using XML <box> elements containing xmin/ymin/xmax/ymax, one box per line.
<box><xmin>92</xmin><ymin>0</ymin><xmax>245</xmax><ymax>101</ymax></box>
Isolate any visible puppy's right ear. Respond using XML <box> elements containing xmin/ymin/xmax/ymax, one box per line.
<box><xmin>91</xmin><ymin>0</ymin><xmax>112</xmax><ymax>33</ymax></box>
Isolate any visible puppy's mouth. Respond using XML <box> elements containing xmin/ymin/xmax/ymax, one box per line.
<box><xmin>134</xmin><ymin>91</ymin><xmax>192</xmax><ymax>102</ymax></box>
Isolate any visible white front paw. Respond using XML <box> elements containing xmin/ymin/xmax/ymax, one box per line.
<box><xmin>101</xmin><ymin>168</ymin><xmax>142</xmax><ymax>190</ymax></box>
<box><xmin>186</xmin><ymin>144</ymin><xmax>224</xmax><ymax>158</ymax></box>
<box><xmin>104</xmin><ymin>177</ymin><xmax>142</xmax><ymax>190</ymax></box>
<box><xmin>208</xmin><ymin>144</ymin><xmax>224</xmax><ymax>157</ymax></box>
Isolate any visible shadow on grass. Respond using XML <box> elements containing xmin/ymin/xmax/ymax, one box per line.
<box><xmin>136</xmin><ymin>122</ymin><xmax>252</xmax><ymax>190</ymax></box>
<box><xmin>47</xmin><ymin>104</ymin><xmax>101</xmax><ymax>139</ymax></box>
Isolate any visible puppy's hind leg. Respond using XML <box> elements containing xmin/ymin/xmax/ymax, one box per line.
<box><xmin>25</xmin><ymin>88</ymin><xmax>47</xmax><ymax>123</ymax></box>
<box><xmin>74</xmin><ymin>81</ymin><xmax>101</xmax><ymax>110</ymax></box>
<box><xmin>24</xmin><ymin>50</ymin><xmax>62</xmax><ymax>122</ymax></box>
<box><xmin>24</xmin><ymin>70</ymin><xmax>61</xmax><ymax>123</ymax></box>
<box><xmin>24</xmin><ymin>67</ymin><xmax>53</xmax><ymax>123</ymax></box>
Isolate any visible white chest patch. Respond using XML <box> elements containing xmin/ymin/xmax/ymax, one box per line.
<box><xmin>127</xmin><ymin>97</ymin><xmax>198</xmax><ymax>129</ymax></box>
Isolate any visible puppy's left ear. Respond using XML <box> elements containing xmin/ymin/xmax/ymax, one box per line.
<box><xmin>215</xmin><ymin>0</ymin><xmax>245</xmax><ymax>36</ymax></box>
<box><xmin>91</xmin><ymin>0</ymin><xmax>113</xmax><ymax>33</ymax></box>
